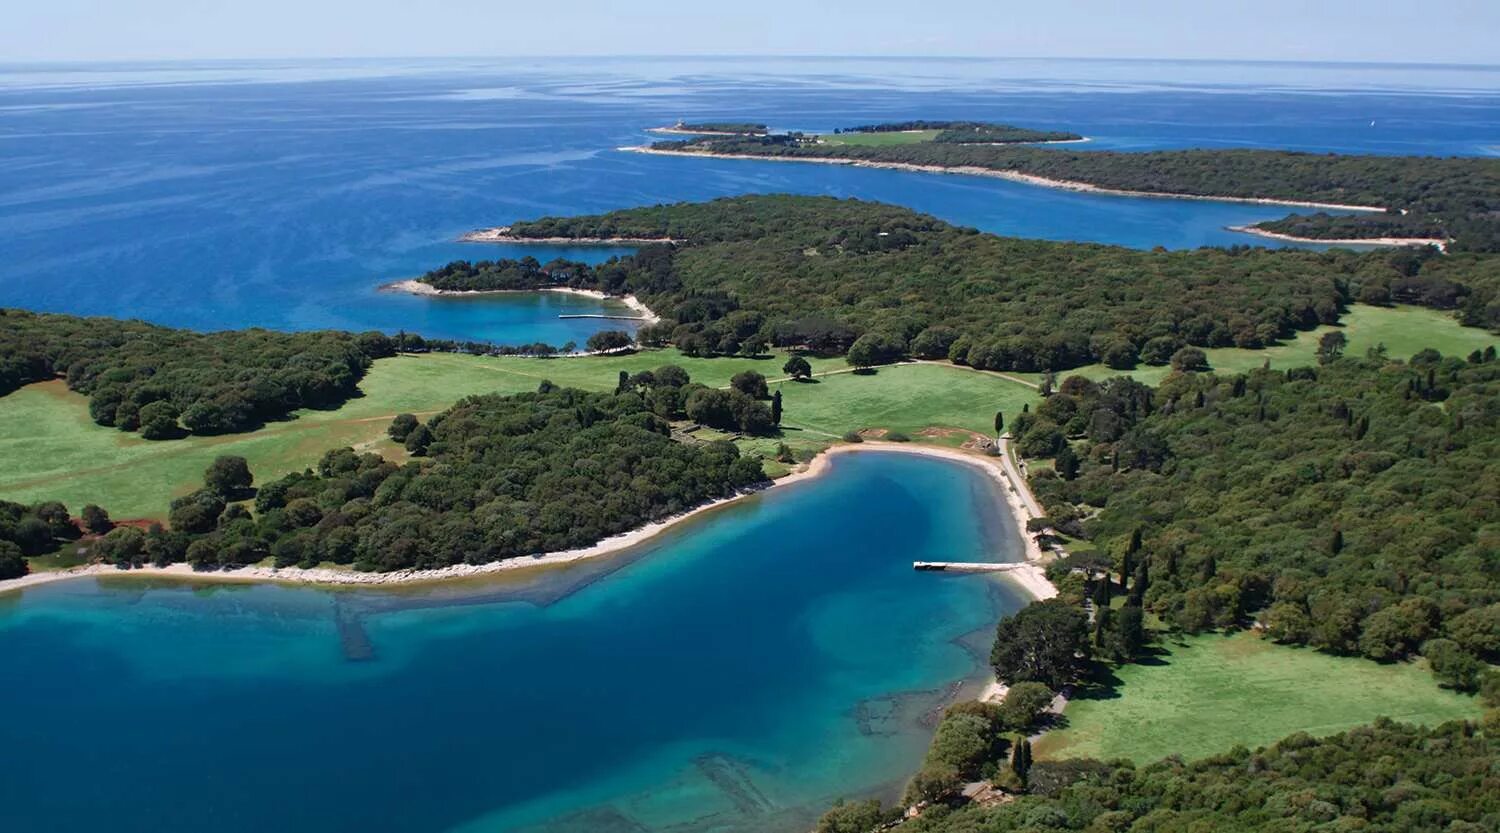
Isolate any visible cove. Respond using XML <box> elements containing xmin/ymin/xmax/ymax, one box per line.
<box><xmin>0</xmin><ymin>451</ymin><xmax>1033</xmax><ymax>833</ymax></box>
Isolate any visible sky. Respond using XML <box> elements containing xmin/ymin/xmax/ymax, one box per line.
<box><xmin>6</xmin><ymin>0</ymin><xmax>1499</xmax><ymax>64</ymax></box>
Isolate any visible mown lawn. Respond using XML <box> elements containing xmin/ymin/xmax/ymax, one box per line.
<box><xmin>1033</xmin><ymin>631</ymin><xmax>1480</xmax><ymax>763</ymax></box>
<box><xmin>0</xmin><ymin>351</ymin><xmax>1031</xmax><ymax>520</ymax></box>
<box><xmin>1017</xmin><ymin>304</ymin><xmax>1497</xmax><ymax>387</ymax></box>
<box><xmin>817</xmin><ymin>130</ymin><xmax>940</xmax><ymax>146</ymax></box>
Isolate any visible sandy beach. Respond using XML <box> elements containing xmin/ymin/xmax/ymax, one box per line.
<box><xmin>1227</xmin><ymin>224</ymin><xmax>1449</xmax><ymax>251</ymax></box>
<box><xmin>382</xmin><ymin>279</ymin><xmax>661</xmax><ymax>324</ymax></box>
<box><xmin>460</xmin><ymin>226</ymin><xmax>681</xmax><ymax>245</ymax></box>
<box><xmin>621</xmin><ymin>145</ymin><xmax>1389</xmax><ymax>213</ymax></box>
<box><xmin>0</xmin><ymin>443</ymin><xmax>1057</xmax><ymax>601</ymax></box>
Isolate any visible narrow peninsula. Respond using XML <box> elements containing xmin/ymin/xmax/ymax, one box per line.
<box><xmin>628</xmin><ymin>120</ymin><xmax>1499</xmax><ymax>250</ymax></box>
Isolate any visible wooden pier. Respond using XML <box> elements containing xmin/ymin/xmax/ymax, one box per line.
<box><xmin>913</xmin><ymin>561</ymin><xmax>1025</xmax><ymax>573</ymax></box>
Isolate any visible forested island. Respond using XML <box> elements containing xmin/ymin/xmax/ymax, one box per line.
<box><xmin>429</xmin><ymin>195</ymin><xmax>1500</xmax><ymax>372</ymax></box>
<box><xmin>644</xmin><ymin>129</ymin><xmax>1500</xmax><ymax>250</ymax></box>
<box><xmin>655</xmin><ymin>121</ymin><xmax>768</xmax><ymax>134</ymax></box>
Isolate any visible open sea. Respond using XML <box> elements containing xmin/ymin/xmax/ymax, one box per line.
<box><xmin>0</xmin><ymin>57</ymin><xmax>1497</xmax><ymax>833</ymax></box>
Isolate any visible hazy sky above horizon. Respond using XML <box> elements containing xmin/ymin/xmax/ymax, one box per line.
<box><xmin>7</xmin><ymin>0</ymin><xmax>1499</xmax><ymax>64</ymax></box>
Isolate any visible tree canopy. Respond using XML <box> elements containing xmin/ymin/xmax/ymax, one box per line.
<box><xmin>1026</xmin><ymin>352</ymin><xmax>1500</xmax><ymax>672</ymax></box>
<box><xmin>453</xmin><ymin>196</ymin><xmax>1499</xmax><ymax>372</ymax></box>
<box><xmin>104</xmin><ymin>384</ymin><xmax>767</xmax><ymax>573</ymax></box>
<box><xmin>0</xmin><ymin>309</ymin><xmax>397</xmax><ymax>437</ymax></box>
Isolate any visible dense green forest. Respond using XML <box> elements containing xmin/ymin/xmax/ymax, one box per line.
<box><xmin>669</xmin><ymin>121</ymin><xmax>767</xmax><ymax>134</ymax></box>
<box><xmin>81</xmin><ymin>380</ymin><xmax>765</xmax><ymax>573</ymax></box>
<box><xmin>464</xmin><ymin>196</ymin><xmax>1500</xmax><ymax>370</ymax></box>
<box><xmin>834</xmin><ymin>121</ymin><xmax>1083</xmax><ymax>143</ymax></box>
<box><xmin>0</xmin><ymin>308</ymin><xmax>395</xmax><ymax>437</ymax></box>
<box><xmin>819</xmin><ymin>719</ymin><xmax>1499</xmax><ymax>833</ymax></box>
<box><xmin>419</xmin><ymin>256</ymin><xmax>591</xmax><ymax>292</ymax></box>
<box><xmin>1023</xmin><ymin>353</ymin><xmax>1500</xmax><ymax>674</ymax></box>
<box><xmin>652</xmin><ymin>135</ymin><xmax>1500</xmax><ymax>251</ymax></box>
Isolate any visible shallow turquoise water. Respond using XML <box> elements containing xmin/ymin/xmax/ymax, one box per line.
<box><xmin>0</xmin><ymin>452</ymin><xmax>1031</xmax><ymax>833</ymax></box>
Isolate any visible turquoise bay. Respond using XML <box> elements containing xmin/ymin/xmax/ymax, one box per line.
<box><xmin>0</xmin><ymin>452</ymin><xmax>1031</xmax><ymax>833</ymax></box>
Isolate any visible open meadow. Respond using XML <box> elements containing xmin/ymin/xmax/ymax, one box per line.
<box><xmin>0</xmin><ymin>350</ymin><xmax>1031</xmax><ymax>519</ymax></box>
<box><xmin>1033</xmin><ymin>631</ymin><xmax>1481</xmax><ymax>763</ymax></box>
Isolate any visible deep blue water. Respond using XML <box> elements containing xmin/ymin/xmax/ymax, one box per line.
<box><xmin>2</xmin><ymin>57</ymin><xmax>1497</xmax><ymax>344</ymax></box>
<box><xmin>0</xmin><ymin>452</ymin><xmax>1030</xmax><ymax>833</ymax></box>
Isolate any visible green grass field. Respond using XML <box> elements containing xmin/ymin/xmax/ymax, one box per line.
<box><xmin>817</xmin><ymin>130</ymin><xmax>940</xmax><ymax>146</ymax></box>
<box><xmin>1034</xmin><ymin>631</ymin><xmax>1480</xmax><ymax>763</ymax></box>
<box><xmin>1019</xmin><ymin>305</ymin><xmax>1497</xmax><ymax>387</ymax></box>
<box><xmin>0</xmin><ymin>351</ymin><xmax>1030</xmax><ymax>520</ymax></box>
<box><xmin>3</xmin><ymin>304</ymin><xmax>1485</xmax><ymax>522</ymax></box>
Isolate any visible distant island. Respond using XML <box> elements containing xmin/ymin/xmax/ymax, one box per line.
<box><xmin>426</xmin><ymin>195</ymin><xmax>1498</xmax><ymax>371</ymax></box>
<box><xmin>647</xmin><ymin>120</ymin><xmax>768</xmax><ymax>136</ymax></box>
<box><xmin>631</xmin><ymin>120</ymin><xmax>1500</xmax><ymax>251</ymax></box>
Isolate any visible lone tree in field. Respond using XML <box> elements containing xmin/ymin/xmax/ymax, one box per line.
<box><xmin>204</xmin><ymin>456</ymin><xmax>254</xmax><ymax>498</ymax></box>
<box><xmin>994</xmin><ymin>410</ymin><xmax>1004</xmax><ymax>437</ymax></box>
<box><xmin>783</xmin><ymin>355</ymin><xmax>812</xmax><ymax>381</ymax></box>
<box><xmin>771</xmin><ymin>389</ymin><xmax>783</xmax><ymax>425</ymax></box>
<box><xmin>1317</xmin><ymin>331</ymin><xmax>1348</xmax><ymax>365</ymax></box>
<box><xmin>990</xmin><ymin>599</ymin><xmax>1089</xmax><ymax>689</ymax></box>
<box><xmin>388</xmin><ymin>413</ymin><xmax>418</xmax><ymax>442</ymax></box>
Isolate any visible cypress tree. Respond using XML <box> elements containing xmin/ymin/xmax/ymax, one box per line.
<box><xmin>1329</xmin><ymin>528</ymin><xmax>1343</xmax><ymax>555</ymax></box>
<box><xmin>1012</xmin><ymin>738</ymin><xmax>1032</xmax><ymax>784</ymax></box>
<box><xmin>1055</xmin><ymin>444</ymin><xmax>1079</xmax><ymax>480</ymax></box>
<box><xmin>615</xmin><ymin>370</ymin><xmax>630</xmax><ymax>394</ymax></box>
<box><xmin>994</xmin><ymin>410</ymin><xmax>1004</xmax><ymax>436</ymax></box>
<box><xmin>771</xmin><ymin>389</ymin><xmax>783</xmax><ymax>425</ymax></box>
<box><xmin>1128</xmin><ymin>560</ymin><xmax>1149</xmax><ymax>607</ymax></box>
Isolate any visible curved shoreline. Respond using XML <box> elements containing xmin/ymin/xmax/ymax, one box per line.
<box><xmin>1227</xmin><ymin>224</ymin><xmax>1449</xmax><ymax>251</ymax></box>
<box><xmin>382</xmin><ymin>279</ymin><xmax>661</xmax><ymax>324</ymax></box>
<box><xmin>620</xmin><ymin>145</ymin><xmax>1388</xmax><ymax>214</ymax></box>
<box><xmin>460</xmin><ymin>226</ymin><xmax>681</xmax><ymax>245</ymax></box>
<box><xmin>0</xmin><ymin>444</ymin><xmax>1056</xmax><ymax>601</ymax></box>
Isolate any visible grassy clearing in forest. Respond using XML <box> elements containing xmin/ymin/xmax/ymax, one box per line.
<box><xmin>1033</xmin><ymin>631</ymin><xmax>1480</xmax><ymax>763</ymax></box>
<box><xmin>0</xmin><ymin>351</ymin><xmax>1032</xmax><ymax>519</ymax></box>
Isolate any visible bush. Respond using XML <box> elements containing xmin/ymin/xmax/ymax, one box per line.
<box><xmin>1424</xmin><ymin>638</ymin><xmax>1484</xmax><ymax>691</ymax></box>
<box><xmin>1170</xmin><ymin>346</ymin><xmax>1210</xmax><ymax>372</ymax></box>
<box><xmin>998</xmin><ymin>682</ymin><xmax>1055</xmax><ymax>732</ymax></box>
<box><xmin>815</xmin><ymin>799</ymin><xmax>889</xmax><ymax>833</ymax></box>
<box><xmin>0</xmin><ymin>540</ymin><xmax>27</xmax><ymax>579</ymax></box>
<box><xmin>387</xmin><ymin>413</ymin><xmax>419</xmax><ymax>442</ymax></box>
<box><xmin>730</xmin><ymin>370</ymin><xmax>769</xmax><ymax>399</ymax></box>
<box><xmin>204</xmin><ymin>456</ymin><xmax>253</xmax><ymax>497</ymax></box>
<box><xmin>842</xmin><ymin>431</ymin><xmax>864</xmax><ymax>443</ymax></box>
<box><xmin>81</xmin><ymin>504</ymin><xmax>112</xmax><ymax>535</ymax></box>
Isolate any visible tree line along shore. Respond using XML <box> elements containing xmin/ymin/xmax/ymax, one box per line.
<box><xmin>2</xmin><ymin>191</ymin><xmax>1498</xmax><ymax>831</ymax></box>
<box><xmin>641</xmin><ymin>120</ymin><xmax>1500</xmax><ymax>251</ymax></box>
